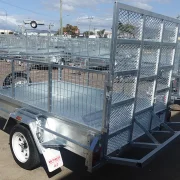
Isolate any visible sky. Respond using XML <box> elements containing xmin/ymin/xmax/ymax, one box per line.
<box><xmin>0</xmin><ymin>0</ymin><xmax>179</xmax><ymax>33</ymax></box>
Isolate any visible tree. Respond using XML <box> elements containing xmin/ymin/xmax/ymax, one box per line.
<box><xmin>83</xmin><ymin>31</ymin><xmax>94</xmax><ymax>37</ymax></box>
<box><xmin>104</xmin><ymin>34</ymin><xmax>108</xmax><ymax>38</ymax></box>
<box><xmin>55</xmin><ymin>24</ymin><xmax>79</xmax><ymax>37</ymax></box>
<box><xmin>97</xmin><ymin>29</ymin><xmax>105</xmax><ymax>38</ymax></box>
<box><xmin>118</xmin><ymin>22</ymin><xmax>135</xmax><ymax>38</ymax></box>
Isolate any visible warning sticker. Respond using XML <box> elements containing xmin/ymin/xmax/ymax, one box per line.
<box><xmin>42</xmin><ymin>148</ymin><xmax>63</xmax><ymax>172</ymax></box>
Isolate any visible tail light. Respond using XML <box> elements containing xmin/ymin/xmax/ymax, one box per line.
<box><xmin>92</xmin><ymin>144</ymin><xmax>102</xmax><ymax>166</ymax></box>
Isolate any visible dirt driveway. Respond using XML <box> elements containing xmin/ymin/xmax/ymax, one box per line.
<box><xmin>1</xmin><ymin>111</ymin><xmax>180</xmax><ymax>180</ymax></box>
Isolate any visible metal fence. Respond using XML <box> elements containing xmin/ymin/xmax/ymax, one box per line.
<box><xmin>0</xmin><ymin>58</ymin><xmax>106</xmax><ymax>130</ymax></box>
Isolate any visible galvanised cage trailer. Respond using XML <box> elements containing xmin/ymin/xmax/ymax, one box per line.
<box><xmin>0</xmin><ymin>2</ymin><xmax>180</xmax><ymax>173</ymax></box>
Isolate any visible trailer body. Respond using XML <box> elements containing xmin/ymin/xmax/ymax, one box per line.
<box><xmin>0</xmin><ymin>2</ymin><xmax>180</xmax><ymax>173</ymax></box>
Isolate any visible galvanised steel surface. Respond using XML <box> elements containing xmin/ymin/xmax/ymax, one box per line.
<box><xmin>0</xmin><ymin>2</ymin><xmax>179</xmax><ymax>166</ymax></box>
<box><xmin>0</xmin><ymin>59</ymin><xmax>106</xmax><ymax>131</ymax></box>
<box><xmin>105</xmin><ymin>2</ymin><xmax>180</xmax><ymax>155</ymax></box>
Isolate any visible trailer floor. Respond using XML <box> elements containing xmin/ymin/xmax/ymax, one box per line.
<box><xmin>0</xmin><ymin>111</ymin><xmax>180</xmax><ymax>180</ymax></box>
<box><xmin>0</xmin><ymin>81</ymin><xmax>159</xmax><ymax>131</ymax></box>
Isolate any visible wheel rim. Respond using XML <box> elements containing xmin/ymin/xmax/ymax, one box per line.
<box><xmin>14</xmin><ymin>77</ymin><xmax>28</xmax><ymax>87</ymax></box>
<box><xmin>31</xmin><ymin>22</ymin><xmax>37</xmax><ymax>28</ymax></box>
<box><xmin>32</xmin><ymin>23</ymin><xmax>36</xmax><ymax>27</ymax></box>
<box><xmin>12</xmin><ymin>132</ymin><xmax>30</xmax><ymax>163</ymax></box>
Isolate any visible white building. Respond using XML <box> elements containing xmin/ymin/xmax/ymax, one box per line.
<box><xmin>0</xmin><ymin>29</ymin><xmax>14</xmax><ymax>35</ymax></box>
<box><xmin>104</xmin><ymin>30</ymin><xmax>112</xmax><ymax>39</ymax></box>
<box><xmin>94</xmin><ymin>29</ymin><xmax>112</xmax><ymax>38</ymax></box>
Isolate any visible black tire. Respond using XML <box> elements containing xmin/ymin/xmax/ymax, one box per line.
<box><xmin>10</xmin><ymin>124</ymin><xmax>40</xmax><ymax>170</ymax></box>
<box><xmin>3</xmin><ymin>72</ymin><xmax>32</xmax><ymax>87</ymax></box>
<box><xmin>30</xmin><ymin>21</ymin><xmax>37</xmax><ymax>29</ymax></box>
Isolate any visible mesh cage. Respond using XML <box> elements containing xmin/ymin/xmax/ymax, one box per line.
<box><xmin>118</xmin><ymin>9</ymin><xmax>143</xmax><ymax>40</ymax></box>
<box><xmin>135</xmin><ymin>80</ymin><xmax>154</xmax><ymax>112</ymax></box>
<box><xmin>133</xmin><ymin>111</ymin><xmax>152</xmax><ymax>140</ymax></box>
<box><xmin>151</xmin><ymin>112</ymin><xmax>165</xmax><ymax>130</ymax></box>
<box><xmin>140</xmin><ymin>45</ymin><xmax>159</xmax><ymax>77</ymax></box>
<box><xmin>163</xmin><ymin>21</ymin><xmax>177</xmax><ymax>43</ymax></box>
<box><xmin>112</xmin><ymin>75</ymin><xmax>136</xmax><ymax>103</ymax></box>
<box><xmin>115</xmin><ymin>44</ymin><xmax>140</xmax><ymax>72</ymax></box>
<box><xmin>157</xmin><ymin>70</ymin><xmax>171</xmax><ymax>91</ymax></box>
<box><xmin>0</xmin><ymin>2</ymin><xmax>179</xmax><ymax>158</ymax></box>
<box><xmin>173</xmin><ymin>44</ymin><xmax>180</xmax><ymax>75</ymax></box>
<box><xmin>14</xmin><ymin>60</ymin><xmax>49</xmax><ymax>111</ymax></box>
<box><xmin>107</xmin><ymin>5</ymin><xmax>143</xmax><ymax>155</ymax></box>
<box><xmin>51</xmin><ymin>66</ymin><xmax>105</xmax><ymax>130</ymax></box>
<box><xmin>0</xmin><ymin>58</ymin><xmax>106</xmax><ymax>130</ymax></box>
<box><xmin>109</xmin><ymin>102</ymin><xmax>134</xmax><ymax>135</ymax></box>
<box><xmin>106</xmin><ymin>2</ymin><xmax>179</xmax><ymax>156</ymax></box>
<box><xmin>154</xmin><ymin>91</ymin><xmax>169</xmax><ymax>113</ymax></box>
<box><xmin>160</xmin><ymin>46</ymin><xmax>175</xmax><ymax>66</ymax></box>
<box><xmin>0</xmin><ymin>60</ymin><xmax>12</xmax><ymax>97</ymax></box>
<box><xmin>107</xmin><ymin>130</ymin><xmax>130</xmax><ymax>155</ymax></box>
<box><xmin>144</xmin><ymin>16</ymin><xmax>162</xmax><ymax>41</ymax></box>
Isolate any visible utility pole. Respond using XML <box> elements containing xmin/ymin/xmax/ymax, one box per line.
<box><xmin>88</xmin><ymin>16</ymin><xmax>93</xmax><ymax>37</ymax></box>
<box><xmin>0</xmin><ymin>9</ymin><xmax>7</xmax><ymax>34</ymax></box>
<box><xmin>49</xmin><ymin>23</ymin><xmax>54</xmax><ymax>34</ymax></box>
<box><xmin>60</xmin><ymin>0</ymin><xmax>63</xmax><ymax>36</ymax></box>
<box><xmin>94</xmin><ymin>27</ymin><xmax>96</xmax><ymax>35</ymax></box>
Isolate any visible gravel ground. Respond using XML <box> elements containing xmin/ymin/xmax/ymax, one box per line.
<box><xmin>0</xmin><ymin>111</ymin><xmax>180</xmax><ymax>180</ymax></box>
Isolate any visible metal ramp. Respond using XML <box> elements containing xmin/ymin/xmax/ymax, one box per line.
<box><xmin>107</xmin><ymin>116</ymin><xmax>180</xmax><ymax>167</ymax></box>
<box><xmin>104</xmin><ymin>2</ymin><xmax>180</xmax><ymax>166</ymax></box>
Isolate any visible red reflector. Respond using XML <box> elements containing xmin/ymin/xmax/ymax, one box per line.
<box><xmin>16</xmin><ymin>116</ymin><xmax>22</xmax><ymax>121</ymax></box>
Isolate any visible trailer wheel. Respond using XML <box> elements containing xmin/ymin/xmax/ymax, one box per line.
<box><xmin>61</xmin><ymin>60</ymin><xmax>65</xmax><ymax>66</ymax></box>
<box><xmin>30</xmin><ymin>21</ymin><xmax>37</xmax><ymax>29</ymax></box>
<box><xmin>10</xmin><ymin>124</ymin><xmax>40</xmax><ymax>170</ymax></box>
<box><xmin>3</xmin><ymin>72</ymin><xmax>32</xmax><ymax>87</ymax></box>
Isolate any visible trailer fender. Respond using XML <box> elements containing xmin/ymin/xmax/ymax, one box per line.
<box><xmin>8</xmin><ymin>109</ymin><xmax>44</xmax><ymax>154</ymax></box>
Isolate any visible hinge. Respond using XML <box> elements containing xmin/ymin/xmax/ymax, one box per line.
<box><xmin>154</xmin><ymin>97</ymin><xmax>156</xmax><ymax>104</ymax></box>
<box><xmin>101</xmin><ymin>128</ymin><xmax>108</xmax><ymax>133</ymax></box>
<box><xmin>106</xmin><ymin>91</ymin><xmax>112</xmax><ymax>100</ymax></box>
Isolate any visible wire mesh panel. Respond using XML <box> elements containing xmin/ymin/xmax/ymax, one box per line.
<box><xmin>154</xmin><ymin>91</ymin><xmax>169</xmax><ymax>113</ymax></box>
<box><xmin>118</xmin><ymin>9</ymin><xmax>143</xmax><ymax>40</ymax></box>
<box><xmin>154</xmin><ymin>22</ymin><xmax>177</xmax><ymax>113</ymax></box>
<box><xmin>140</xmin><ymin>46</ymin><xmax>159</xmax><ymax>77</ymax></box>
<box><xmin>109</xmin><ymin>102</ymin><xmax>134</xmax><ymax>135</ymax></box>
<box><xmin>157</xmin><ymin>70</ymin><xmax>171</xmax><ymax>91</ymax></box>
<box><xmin>112</xmin><ymin>76</ymin><xmax>136</xmax><ymax>103</ymax></box>
<box><xmin>151</xmin><ymin>112</ymin><xmax>165</xmax><ymax>130</ymax></box>
<box><xmin>0</xmin><ymin>2</ymin><xmax>179</xmax><ymax>161</ymax></box>
<box><xmin>163</xmin><ymin>21</ymin><xmax>177</xmax><ymax>43</ymax></box>
<box><xmin>160</xmin><ymin>46</ymin><xmax>175</xmax><ymax>66</ymax></box>
<box><xmin>0</xmin><ymin>56</ymin><xmax>106</xmax><ymax>130</ymax></box>
<box><xmin>107</xmin><ymin>130</ymin><xmax>129</xmax><ymax>155</ymax></box>
<box><xmin>135</xmin><ymin>80</ymin><xmax>155</xmax><ymax>112</ymax></box>
<box><xmin>133</xmin><ymin>111</ymin><xmax>152</xmax><ymax>140</ymax></box>
<box><xmin>0</xmin><ymin>60</ymin><xmax>12</xmax><ymax>97</ymax></box>
<box><xmin>51</xmin><ymin>66</ymin><xmax>105</xmax><ymax>130</ymax></box>
<box><xmin>173</xmin><ymin>43</ymin><xmax>180</xmax><ymax>75</ymax></box>
<box><xmin>144</xmin><ymin>16</ymin><xmax>162</xmax><ymax>41</ymax></box>
<box><xmin>106</xmin><ymin>4</ymin><xmax>143</xmax><ymax>155</ymax></box>
<box><xmin>115</xmin><ymin>44</ymin><xmax>140</xmax><ymax>72</ymax></box>
<box><xmin>106</xmin><ymin>2</ymin><xmax>179</xmax><ymax>156</ymax></box>
<box><xmin>172</xmin><ymin>43</ymin><xmax>180</xmax><ymax>96</ymax></box>
<box><xmin>62</xmin><ymin>38</ymin><xmax>111</xmax><ymax>71</ymax></box>
<box><xmin>14</xmin><ymin>60</ymin><xmax>49</xmax><ymax>111</ymax></box>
